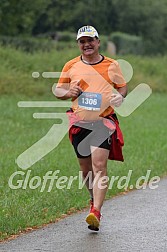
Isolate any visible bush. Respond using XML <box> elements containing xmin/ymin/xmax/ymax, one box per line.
<box><xmin>0</xmin><ymin>36</ymin><xmax>58</xmax><ymax>53</ymax></box>
<box><xmin>109</xmin><ymin>32</ymin><xmax>144</xmax><ymax>55</ymax></box>
<box><xmin>0</xmin><ymin>33</ymin><xmax>79</xmax><ymax>53</ymax></box>
<box><xmin>99</xmin><ymin>35</ymin><xmax>108</xmax><ymax>52</ymax></box>
<box><xmin>56</xmin><ymin>31</ymin><xmax>76</xmax><ymax>42</ymax></box>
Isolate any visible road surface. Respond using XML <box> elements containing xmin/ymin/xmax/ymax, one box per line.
<box><xmin>1</xmin><ymin>178</ymin><xmax>167</xmax><ymax>252</ymax></box>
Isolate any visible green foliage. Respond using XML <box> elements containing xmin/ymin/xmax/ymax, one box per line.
<box><xmin>109</xmin><ymin>32</ymin><xmax>143</xmax><ymax>55</ymax></box>
<box><xmin>112</xmin><ymin>0</ymin><xmax>167</xmax><ymax>54</ymax></box>
<box><xmin>1</xmin><ymin>0</ymin><xmax>167</xmax><ymax>54</ymax></box>
<box><xmin>0</xmin><ymin>36</ymin><xmax>57</xmax><ymax>53</ymax></box>
<box><xmin>56</xmin><ymin>31</ymin><xmax>76</xmax><ymax>42</ymax></box>
<box><xmin>0</xmin><ymin>0</ymin><xmax>49</xmax><ymax>35</ymax></box>
<box><xmin>0</xmin><ymin>35</ymin><xmax>78</xmax><ymax>53</ymax></box>
<box><xmin>99</xmin><ymin>35</ymin><xmax>108</xmax><ymax>52</ymax></box>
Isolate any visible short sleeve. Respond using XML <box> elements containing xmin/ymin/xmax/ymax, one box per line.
<box><xmin>56</xmin><ymin>63</ymin><xmax>71</xmax><ymax>90</ymax></box>
<box><xmin>108</xmin><ymin>60</ymin><xmax>126</xmax><ymax>88</ymax></box>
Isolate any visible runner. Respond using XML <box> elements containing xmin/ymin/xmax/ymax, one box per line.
<box><xmin>55</xmin><ymin>25</ymin><xmax>127</xmax><ymax>231</ymax></box>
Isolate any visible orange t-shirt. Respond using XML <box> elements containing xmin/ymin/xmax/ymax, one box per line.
<box><xmin>56</xmin><ymin>55</ymin><xmax>126</xmax><ymax>121</ymax></box>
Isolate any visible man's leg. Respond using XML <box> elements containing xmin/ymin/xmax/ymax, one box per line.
<box><xmin>78</xmin><ymin>157</ymin><xmax>94</xmax><ymax>199</ymax></box>
<box><xmin>85</xmin><ymin>146</ymin><xmax>109</xmax><ymax>230</ymax></box>
<box><xmin>90</xmin><ymin>146</ymin><xmax>109</xmax><ymax>211</ymax></box>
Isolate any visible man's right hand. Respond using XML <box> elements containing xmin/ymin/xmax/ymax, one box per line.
<box><xmin>67</xmin><ymin>81</ymin><xmax>83</xmax><ymax>98</ymax></box>
<box><xmin>55</xmin><ymin>81</ymin><xmax>83</xmax><ymax>100</ymax></box>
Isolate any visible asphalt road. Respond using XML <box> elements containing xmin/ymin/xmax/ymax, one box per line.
<box><xmin>1</xmin><ymin>178</ymin><xmax>167</xmax><ymax>252</ymax></box>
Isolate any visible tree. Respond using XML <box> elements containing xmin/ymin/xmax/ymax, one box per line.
<box><xmin>0</xmin><ymin>0</ymin><xmax>49</xmax><ymax>35</ymax></box>
<box><xmin>112</xmin><ymin>0</ymin><xmax>167</xmax><ymax>53</ymax></box>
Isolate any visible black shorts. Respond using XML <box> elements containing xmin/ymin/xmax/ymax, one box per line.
<box><xmin>72</xmin><ymin>120</ymin><xmax>112</xmax><ymax>158</ymax></box>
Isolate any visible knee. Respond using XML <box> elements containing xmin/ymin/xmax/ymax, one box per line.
<box><xmin>92</xmin><ymin>160</ymin><xmax>107</xmax><ymax>176</ymax></box>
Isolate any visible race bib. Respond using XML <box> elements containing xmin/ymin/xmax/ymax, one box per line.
<box><xmin>78</xmin><ymin>92</ymin><xmax>102</xmax><ymax>111</ymax></box>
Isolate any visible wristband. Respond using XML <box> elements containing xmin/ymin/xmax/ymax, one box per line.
<box><xmin>120</xmin><ymin>93</ymin><xmax>125</xmax><ymax>98</ymax></box>
<box><xmin>120</xmin><ymin>93</ymin><xmax>125</xmax><ymax>102</ymax></box>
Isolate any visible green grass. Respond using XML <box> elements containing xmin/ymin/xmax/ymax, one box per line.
<box><xmin>0</xmin><ymin>46</ymin><xmax>167</xmax><ymax>96</ymax></box>
<box><xmin>0</xmin><ymin>93</ymin><xmax>167</xmax><ymax>240</ymax></box>
<box><xmin>0</xmin><ymin>45</ymin><xmax>79</xmax><ymax>96</ymax></box>
<box><xmin>0</xmin><ymin>45</ymin><xmax>167</xmax><ymax>240</ymax></box>
<box><xmin>123</xmin><ymin>54</ymin><xmax>167</xmax><ymax>93</ymax></box>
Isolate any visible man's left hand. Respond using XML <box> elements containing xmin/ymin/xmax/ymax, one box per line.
<box><xmin>110</xmin><ymin>93</ymin><xmax>124</xmax><ymax>107</ymax></box>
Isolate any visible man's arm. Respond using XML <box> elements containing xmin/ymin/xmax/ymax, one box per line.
<box><xmin>55</xmin><ymin>82</ymin><xmax>83</xmax><ymax>100</ymax></box>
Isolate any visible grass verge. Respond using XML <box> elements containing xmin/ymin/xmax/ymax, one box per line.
<box><xmin>0</xmin><ymin>93</ymin><xmax>167</xmax><ymax>241</ymax></box>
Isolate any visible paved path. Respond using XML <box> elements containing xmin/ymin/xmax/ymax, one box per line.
<box><xmin>1</xmin><ymin>179</ymin><xmax>167</xmax><ymax>252</ymax></box>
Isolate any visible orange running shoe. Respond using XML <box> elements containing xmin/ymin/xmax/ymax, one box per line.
<box><xmin>86</xmin><ymin>207</ymin><xmax>101</xmax><ymax>231</ymax></box>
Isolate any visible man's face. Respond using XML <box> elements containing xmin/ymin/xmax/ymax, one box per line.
<box><xmin>77</xmin><ymin>36</ymin><xmax>100</xmax><ymax>57</ymax></box>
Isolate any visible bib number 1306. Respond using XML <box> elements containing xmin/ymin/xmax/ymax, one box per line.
<box><xmin>78</xmin><ymin>92</ymin><xmax>102</xmax><ymax>111</ymax></box>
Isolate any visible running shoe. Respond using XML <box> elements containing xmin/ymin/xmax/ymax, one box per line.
<box><xmin>86</xmin><ymin>207</ymin><xmax>101</xmax><ymax>231</ymax></box>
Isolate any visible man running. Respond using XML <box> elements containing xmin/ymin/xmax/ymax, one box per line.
<box><xmin>55</xmin><ymin>25</ymin><xmax>127</xmax><ymax>231</ymax></box>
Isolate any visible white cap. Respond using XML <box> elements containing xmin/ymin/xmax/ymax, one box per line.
<box><xmin>76</xmin><ymin>25</ymin><xmax>99</xmax><ymax>40</ymax></box>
